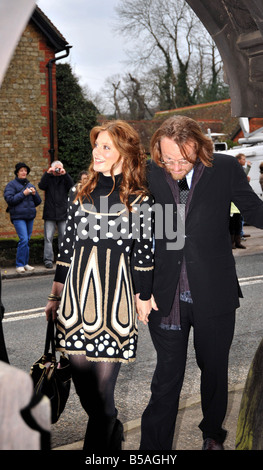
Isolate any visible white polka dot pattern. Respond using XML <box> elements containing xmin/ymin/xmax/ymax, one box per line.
<box><xmin>55</xmin><ymin>190</ymin><xmax>154</xmax><ymax>363</ymax></box>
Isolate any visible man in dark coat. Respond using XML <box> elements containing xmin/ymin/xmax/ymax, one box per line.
<box><xmin>38</xmin><ymin>161</ymin><xmax>74</xmax><ymax>268</ymax></box>
<box><xmin>139</xmin><ymin>116</ymin><xmax>263</xmax><ymax>450</ymax></box>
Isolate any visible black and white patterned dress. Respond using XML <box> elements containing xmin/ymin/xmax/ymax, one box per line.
<box><xmin>54</xmin><ymin>173</ymin><xmax>154</xmax><ymax>363</ymax></box>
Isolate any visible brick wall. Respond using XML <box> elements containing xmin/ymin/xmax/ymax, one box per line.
<box><xmin>0</xmin><ymin>20</ymin><xmax>57</xmax><ymax>238</ymax></box>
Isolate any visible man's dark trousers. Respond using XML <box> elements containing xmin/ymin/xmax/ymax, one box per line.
<box><xmin>140</xmin><ymin>301</ymin><xmax>236</xmax><ymax>450</ymax></box>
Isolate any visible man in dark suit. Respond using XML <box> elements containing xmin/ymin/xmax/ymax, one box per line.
<box><xmin>139</xmin><ymin>116</ymin><xmax>263</xmax><ymax>450</ymax></box>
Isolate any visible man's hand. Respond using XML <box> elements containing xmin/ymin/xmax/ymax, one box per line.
<box><xmin>135</xmin><ymin>294</ymin><xmax>155</xmax><ymax>325</ymax></box>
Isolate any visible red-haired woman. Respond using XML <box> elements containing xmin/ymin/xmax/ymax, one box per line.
<box><xmin>45</xmin><ymin>120</ymin><xmax>154</xmax><ymax>450</ymax></box>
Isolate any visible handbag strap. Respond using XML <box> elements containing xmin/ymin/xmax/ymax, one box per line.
<box><xmin>43</xmin><ymin>318</ymin><xmax>56</xmax><ymax>361</ymax></box>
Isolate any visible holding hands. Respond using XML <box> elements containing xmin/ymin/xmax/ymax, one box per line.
<box><xmin>135</xmin><ymin>294</ymin><xmax>158</xmax><ymax>325</ymax></box>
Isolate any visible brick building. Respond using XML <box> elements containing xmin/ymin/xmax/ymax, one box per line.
<box><xmin>0</xmin><ymin>6</ymin><xmax>70</xmax><ymax>238</ymax></box>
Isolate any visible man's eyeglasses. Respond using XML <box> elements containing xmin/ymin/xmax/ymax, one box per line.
<box><xmin>160</xmin><ymin>158</ymin><xmax>190</xmax><ymax>167</ymax></box>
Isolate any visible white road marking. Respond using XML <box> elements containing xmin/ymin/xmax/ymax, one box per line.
<box><xmin>238</xmin><ymin>275</ymin><xmax>263</xmax><ymax>286</ymax></box>
<box><xmin>3</xmin><ymin>307</ymin><xmax>45</xmax><ymax>322</ymax></box>
<box><xmin>4</xmin><ymin>307</ymin><xmax>45</xmax><ymax>316</ymax></box>
<box><xmin>3</xmin><ymin>274</ymin><xmax>263</xmax><ymax>322</ymax></box>
<box><xmin>4</xmin><ymin>312</ymin><xmax>45</xmax><ymax>322</ymax></box>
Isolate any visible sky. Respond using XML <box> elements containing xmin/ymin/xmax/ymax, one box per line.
<box><xmin>36</xmin><ymin>0</ymin><xmax>130</xmax><ymax>95</ymax></box>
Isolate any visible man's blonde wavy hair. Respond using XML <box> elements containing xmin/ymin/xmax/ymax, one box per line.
<box><xmin>151</xmin><ymin>115</ymin><xmax>214</xmax><ymax>167</ymax></box>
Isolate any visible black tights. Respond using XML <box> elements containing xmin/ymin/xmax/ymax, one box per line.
<box><xmin>69</xmin><ymin>355</ymin><xmax>121</xmax><ymax>418</ymax></box>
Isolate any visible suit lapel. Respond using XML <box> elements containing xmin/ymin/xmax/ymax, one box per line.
<box><xmin>187</xmin><ymin>164</ymin><xmax>215</xmax><ymax>218</ymax></box>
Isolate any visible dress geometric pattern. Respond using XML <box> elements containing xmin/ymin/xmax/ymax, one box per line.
<box><xmin>55</xmin><ymin>174</ymin><xmax>154</xmax><ymax>363</ymax></box>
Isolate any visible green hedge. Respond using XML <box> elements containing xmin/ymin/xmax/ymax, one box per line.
<box><xmin>0</xmin><ymin>236</ymin><xmax>58</xmax><ymax>266</ymax></box>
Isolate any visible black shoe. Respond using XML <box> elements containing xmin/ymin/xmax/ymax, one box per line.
<box><xmin>202</xmin><ymin>438</ymin><xmax>224</xmax><ymax>450</ymax></box>
<box><xmin>110</xmin><ymin>418</ymin><xmax>125</xmax><ymax>450</ymax></box>
<box><xmin>235</xmin><ymin>243</ymin><xmax>246</xmax><ymax>249</ymax></box>
<box><xmin>45</xmin><ymin>262</ymin><xmax>53</xmax><ymax>269</ymax></box>
<box><xmin>235</xmin><ymin>236</ymin><xmax>246</xmax><ymax>249</ymax></box>
<box><xmin>83</xmin><ymin>416</ymin><xmax>124</xmax><ymax>451</ymax></box>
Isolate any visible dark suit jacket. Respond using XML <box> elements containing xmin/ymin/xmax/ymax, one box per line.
<box><xmin>147</xmin><ymin>154</ymin><xmax>263</xmax><ymax>320</ymax></box>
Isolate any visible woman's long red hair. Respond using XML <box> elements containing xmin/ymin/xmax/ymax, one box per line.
<box><xmin>77</xmin><ymin>120</ymin><xmax>149</xmax><ymax>211</ymax></box>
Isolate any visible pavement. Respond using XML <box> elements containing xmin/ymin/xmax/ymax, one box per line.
<box><xmin>52</xmin><ymin>384</ymin><xmax>244</xmax><ymax>451</ymax></box>
<box><xmin>1</xmin><ymin>225</ymin><xmax>263</xmax><ymax>451</ymax></box>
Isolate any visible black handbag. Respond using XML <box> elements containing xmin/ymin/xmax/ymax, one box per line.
<box><xmin>30</xmin><ymin>318</ymin><xmax>71</xmax><ymax>424</ymax></box>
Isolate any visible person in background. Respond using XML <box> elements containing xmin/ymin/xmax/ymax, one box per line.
<box><xmin>4</xmin><ymin>162</ymin><xmax>42</xmax><ymax>274</ymax></box>
<box><xmin>38</xmin><ymin>161</ymin><xmax>74</xmax><ymax>269</ymax></box>
<box><xmin>236</xmin><ymin>153</ymin><xmax>251</xmax><ymax>181</ymax></box>
<box><xmin>140</xmin><ymin>116</ymin><xmax>263</xmax><ymax>451</ymax></box>
<box><xmin>236</xmin><ymin>153</ymin><xmax>252</xmax><ymax>240</ymax></box>
<box><xmin>45</xmin><ymin>120</ymin><xmax>154</xmax><ymax>450</ymax></box>
<box><xmin>68</xmin><ymin>170</ymin><xmax>89</xmax><ymax>203</ymax></box>
<box><xmin>0</xmin><ymin>272</ymin><xmax>9</xmax><ymax>363</ymax></box>
<box><xmin>229</xmin><ymin>202</ymin><xmax>246</xmax><ymax>249</ymax></box>
<box><xmin>77</xmin><ymin>170</ymin><xmax>88</xmax><ymax>188</ymax></box>
<box><xmin>259</xmin><ymin>162</ymin><xmax>263</xmax><ymax>192</ymax></box>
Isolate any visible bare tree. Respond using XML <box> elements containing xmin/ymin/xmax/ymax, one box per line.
<box><xmin>100</xmin><ymin>75</ymin><xmax>125</xmax><ymax>118</ymax></box>
<box><xmin>121</xmin><ymin>74</ymin><xmax>154</xmax><ymax>119</ymax></box>
<box><xmin>189</xmin><ymin>37</ymin><xmax>229</xmax><ymax>103</ymax></box>
<box><xmin>94</xmin><ymin>1</ymin><xmax>228</xmax><ymax>118</ymax></box>
<box><xmin>114</xmin><ymin>0</ymin><xmax>201</xmax><ymax>109</ymax></box>
<box><xmin>112</xmin><ymin>80</ymin><xmax>123</xmax><ymax>118</ymax></box>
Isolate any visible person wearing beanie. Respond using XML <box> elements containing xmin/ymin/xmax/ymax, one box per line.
<box><xmin>4</xmin><ymin>162</ymin><xmax>42</xmax><ymax>273</ymax></box>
